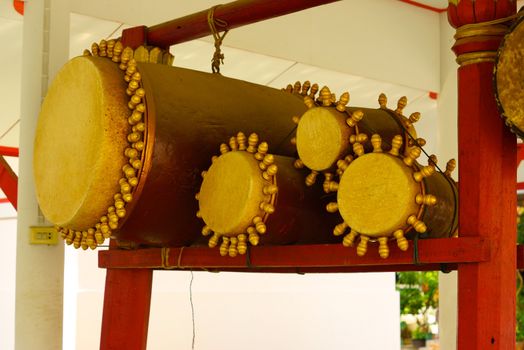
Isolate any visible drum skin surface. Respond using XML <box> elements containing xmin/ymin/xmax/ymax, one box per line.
<box><xmin>34</xmin><ymin>56</ymin><xmax>129</xmax><ymax>230</ymax></box>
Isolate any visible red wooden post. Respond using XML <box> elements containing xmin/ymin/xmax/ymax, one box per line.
<box><xmin>448</xmin><ymin>1</ymin><xmax>517</xmax><ymax>349</ymax></box>
<box><xmin>100</xmin><ymin>268</ymin><xmax>153</xmax><ymax>350</ymax></box>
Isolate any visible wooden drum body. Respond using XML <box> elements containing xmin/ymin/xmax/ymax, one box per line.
<box><xmin>34</xmin><ymin>44</ymin><xmax>307</xmax><ymax>250</ymax></box>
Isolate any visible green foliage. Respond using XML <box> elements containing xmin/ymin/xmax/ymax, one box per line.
<box><xmin>396</xmin><ymin>271</ymin><xmax>439</xmax><ymax>339</ymax></box>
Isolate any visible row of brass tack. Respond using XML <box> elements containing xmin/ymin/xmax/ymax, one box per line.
<box><xmin>35</xmin><ymin>40</ymin><xmax>458</xmax><ymax>260</ymax></box>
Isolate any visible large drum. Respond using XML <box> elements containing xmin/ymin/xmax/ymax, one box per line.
<box><xmin>34</xmin><ymin>40</ymin><xmax>308</xmax><ymax>250</ymax></box>
<box><xmin>494</xmin><ymin>10</ymin><xmax>524</xmax><ymax>137</ymax></box>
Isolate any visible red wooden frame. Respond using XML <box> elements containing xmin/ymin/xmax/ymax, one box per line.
<box><xmin>98</xmin><ymin>1</ymin><xmax>520</xmax><ymax>349</ymax></box>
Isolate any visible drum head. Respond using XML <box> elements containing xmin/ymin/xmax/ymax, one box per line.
<box><xmin>495</xmin><ymin>13</ymin><xmax>524</xmax><ymax>137</ymax></box>
<box><xmin>34</xmin><ymin>56</ymin><xmax>129</xmax><ymax>230</ymax></box>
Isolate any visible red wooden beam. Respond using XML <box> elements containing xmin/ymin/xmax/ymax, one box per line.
<box><xmin>121</xmin><ymin>0</ymin><xmax>340</xmax><ymax>49</ymax></box>
<box><xmin>0</xmin><ymin>146</ymin><xmax>19</xmax><ymax>157</ymax></box>
<box><xmin>0</xmin><ymin>155</ymin><xmax>17</xmax><ymax>210</ymax></box>
<box><xmin>99</xmin><ymin>237</ymin><xmax>489</xmax><ymax>271</ymax></box>
<box><xmin>398</xmin><ymin>0</ymin><xmax>447</xmax><ymax>13</ymax></box>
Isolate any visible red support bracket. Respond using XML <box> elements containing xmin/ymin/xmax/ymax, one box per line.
<box><xmin>0</xmin><ymin>155</ymin><xmax>17</xmax><ymax>210</ymax></box>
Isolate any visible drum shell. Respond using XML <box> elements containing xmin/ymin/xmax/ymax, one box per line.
<box><xmin>118</xmin><ymin>63</ymin><xmax>307</xmax><ymax>246</ymax></box>
<box><xmin>347</xmin><ymin>106</ymin><xmax>416</xmax><ymax>154</ymax></box>
<box><xmin>261</xmin><ymin>155</ymin><xmax>339</xmax><ymax>245</ymax></box>
<box><xmin>407</xmin><ymin>170</ymin><xmax>458</xmax><ymax>240</ymax></box>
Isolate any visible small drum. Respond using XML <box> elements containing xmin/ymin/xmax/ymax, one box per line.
<box><xmin>34</xmin><ymin>40</ymin><xmax>307</xmax><ymax>250</ymax></box>
<box><xmin>494</xmin><ymin>10</ymin><xmax>524</xmax><ymax>137</ymax></box>
<box><xmin>323</xmin><ymin>133</ymin><xmax>458</xmax><ymax>258</ymax></box>
<box><xmin>291</xmin><ymin>85</ymin><xmax>423</xmax><ymax>188</ymax></box>
<box><xmin>196</xmin><ymin>133</ymin><xmax>338</xmax><ymax>256</ymax></box>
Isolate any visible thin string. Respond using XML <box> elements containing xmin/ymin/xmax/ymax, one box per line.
<box><xmin>207</xmin><ymin>5</ymin><xmax>229</xmax><ymax>74</ymax></box>
<box><xmin>189</xmin><ymin>270</ymin><xmax>196</xmax><ymax>349</ymax></box>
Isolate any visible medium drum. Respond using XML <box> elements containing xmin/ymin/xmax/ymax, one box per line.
<box><xmin>323</xmin><ymin>133</ymin><xmax>458</xmax><ymax>258</ymax></box>
<box><xmin>494</xmin><ymin>10</ymin><xmax>524</xmax><ymax>137</ymax></box>
<box><xmin>34</xmin><ymin>40</ymin><xmax>307</xmax><ymax>250</ymax></box>
<box><xmin>196</xmin><ymin>133</ymin><xmax>338</xmax><ymax>256</ymax></box>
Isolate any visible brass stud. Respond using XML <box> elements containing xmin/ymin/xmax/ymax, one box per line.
<box><xmin>378</xmin><ymin>237</ymin><xmax>390</xmax><ymax>259</ymax></box>
<box><xmin>290</xmin><ymin>137</ymin><xmax>297</xmax><ymax>145</ymax></box>
<box><xmin>237</xmin><ymin>234</ymin><xmax>247</xmax><ymax>255</ymax></box>
<box><xmin>122</xmin><ymin>193</ymin><xmax>133</xmax><ymax>203</ymax></box>
<box><xmin>112</xmin><ymin>41</ymin><xmax>123</xmax><ymax>62</ymax></box>
<box><xmin>219</xmin><ymin>237</ymin><xmax>230</xmax><ymax>256</ymax></box>
<box><xmin>301</xmin><ymin>81</ymin><xmax>311</xmax><ymax>96</ymax></box>
<box><xmin>293</xmin><ymin>158</ymin><xmax>304</xmax><ymax>169</ymax></box>
<box><xmin>346</xmin><ymin>110</ymin><xmax>364</xmax><ymax>127</ymax></box>
<box><xmin>304</xmin><ymin>96</ymin><xmax>316</xmax><ymax>109</ymax></box>
<box><xmin>292</xmin><ymin>115</ymin><xmax>301</xmax><ymax>124</ymax></box>
<box><xmin>293</xmin><ymin>81</ymin><xmax>301</xmax><ymax>94</ymax></box>
<box><xmin>260</xmin><ymin>202</ymin><xmax>275</xmax><ymax>214</ymax></box>
<box><xmin>263</xmin><ymin>184</ymin><xmax>278</xmax><ymax>195</ymax></box>
<box><xmin>356</xmin><ymin>235</ymin><xmax>370</xmax><ymax>256</ymax></box>
<box><xmin>262</xmin><ymin>164</ymin><xmax>278</xmax><ymax>180</ymax></box>
<box><xmin>326</xmin><ymin>202</ymin><xmax>339</xmax><ymax>213</ymax></box>
<box><xmin>196</xmin><ymin>211</ymin><xmax>202</xmax><ymax>218</ymax></box>
<box><xmin>305</xmin><ymin>170</ymin><xmax>318</xmax><ymax>186</ymax></box>
<box><xmin>395</xmin><ymin>96</ymin><xmax>407</xmax><ymax>115</ymax></box>
<box><xmin>255</xmin><ymin>142</ymin><xmax>268</xmax><ymax>161</ymax></box>
<box><xmin>220</xmin><ymin>143</ymin><xmax>229</xmax><ymax>154</ymax></box>
<box><xmin>208</xmin><ymin>233</ymin><xmax>220</xmax><ymax>248</ymax></box>
<box><xmin>409</xmin><ymin>112</ymin><xmax>421</xmax><ymax>124</ymax></box>
<box><xmin>393</xmin><ymin>229</ymin><xmax>409</xmax><ymax>251</ymax></box>
<box><xmin>324</xmin><ymin>181</ymin><xmax>339</xmax><ymax>193</ymax></box>
<box><xmin>333</xmin><ymin>222</ymin><xmax>348</xmax><ymax>236</ymax></box>
<box><xmin>309</xmin><ymin>83</ymin><xmax>319</xmax><ymax>99</ymax></box>
<box><xmin>237</xmin><ymin>132</ymin><xmax>246</xmax><ymax>151</ymax></box>
<box><xmin>116</xmin><ymin>208</ymin><xmax>126</xmax><ymax>218</ymax></box>
<box><xmin>415</xmin><ymin>194</ymin><xmax>437</xmax><ymax>206</ymax></box>
<box><xmin>349</xmin><ymin>133</ymin><xmax>368</xmax><ymax>144</ymax></box>
<box><xmin>389</xmin><ymin>135</ymin><xmax>403</xmax><ymax>156</ymax></box>
<box><xmin>285</xmin><ymin>84</ymin><xmax>293</xmax><ymax>93</ymax></box>
<box><xmin>371</xmin><ymin>134</ymin><xmax>383</xmax><ymax>153</ymax></box>
<box><xmin>195</xmin><ymin>193</ymin><xmax>200</xmax><ymax>200</ymax></box>
<box><xmin>260</xmin><ymin>154</ymin><xmax>275</xmax><ymax>170</ymax></box>
<box><xmin>91</xmin><ymin>42</ymin><xmax>99</xmax><ymax>56</ymax></box>
<box><xmin>413</xmin><ymin>165</ymin><xmax>435</xmax><ymax>182</ymax></box>
<box><xmin>229</xmin><ymin>136</ymin><xmax>238</xmax><ymax>151</ymax></box>
<box><xmin>320</xmin><ymin>86</ymin><xmax>332</xmax><ymax>106</ymax></box>
<box><xmin>336</xmin><ymin>159</ymin><xmax>350</xmax><ymax>175</ymax></box>
<box><xmin>403</xmin><ymin>147</ymin><xmax>422</xmax><ymax>167</ymax></box>
<box><xmin>201</xmin><ymin>170</ymin><xmax>207</xmax><ymax>178</ymax></box>
<box><xmin>336</xmin><ymin>92</ymin><xmax>350</xmax><ymax>112</ymax></box>
<box><xmin>99</xmin><ymin>39</ymin><xmax>107</xmax><ymax>57</ymax></box>
<box><xmin>378</xmin><ymin>93</ymin><xmax>387</xmax><ymax>109</ymax></box>
<box><xmin>428</xmin><ymin>154</ymin><xmax>438</xmax><ymax>166</ymax></box>
<box><xmin>445</xmin><ymin>159</ymin><xmax>456</xmax><ymax>177</ymax></box>
<box><xmin>253</xmin><ymin>216</ymin><xmax>266</xmax><ymax>234</ymax></box>
<box><xmin>228</xmin><ymin>237</ymin><xmax>238</xmax><ymax>257</ymax></box>
<box><xmin>353</xmin><ymin>142</ymin><xmax>364</xmax><ymax>157</ymax></box>
<box><xmin>407</xmin><ymin>215</ymin><xmax>427</xmax><ymax>233</ymax></box>
<box><xmin>107</xmin><ymin>39</ymin><xmax>115</xmax><ymax>58</ymax></box>
<box><xmin>247</xmin><ymin>227</ymin><xmax>260</xmax><ymax>245</ymax></box>
<box><xmin>247</xmin><ymin>133</ymin><xmax>259</xmax><ymax>153</ymax></box>
<box><xmin>83</xmin><ymin>49</ymin><xmax>91</xmax><ymax>56</ymax></box>
<box><xmin>343</xmin><ymin>229</ymin><xmax>358</xmax><ymax>247</ymax></box>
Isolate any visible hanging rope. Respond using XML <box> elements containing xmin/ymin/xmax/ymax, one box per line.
<box><xmin>207</xmin><ymin>5</ymin><xmax>229</xmax><ymax>74</ymax></box>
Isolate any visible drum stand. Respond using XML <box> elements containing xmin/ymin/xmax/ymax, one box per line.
<box><xmin>98</xmin><ymin>1</ymin><xmax>521</xmax><ymax>349</ymax></box>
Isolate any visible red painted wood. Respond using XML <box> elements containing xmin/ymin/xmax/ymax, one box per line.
<box><xmin>0</xmin><ymin>198</ymin><xmax>10</xmax><ymax>204</ymax></box>
<box><xmin>0</xmin><ymin>146</ymin><xmax>19</xmax><ymax>157</ymax></box>
<box><xmin>456</xmin><ymin>60</ymin><xmax>517</xmax><ymax>350</ymax></box>
<box><xmin>398</xmin><ymin>0</ymin><xmax>447</xmax><ymax>13</ymax></box>
<box><xmin>0</xmin><ymin>155</ymin><xmax>17</xmax><ymax>210</ymax></box>
<box><xmin>98</xmin><ymin>237</ymin><xmax>489</xmax><ymax>271</ymax></box>
<box><xmin>121</xmin><ymin>0</ymin><xmax>339</xmax><ymax>49</ymax></box>
<box><xmin>120</xmin><ymin>25</ymin><xmax>148</xmax><ymax>50</ymax></box>
<box><xmin>100</xmin><ymin>268</ymin><xmax>153</xmax><ymax>350</ymax></box>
